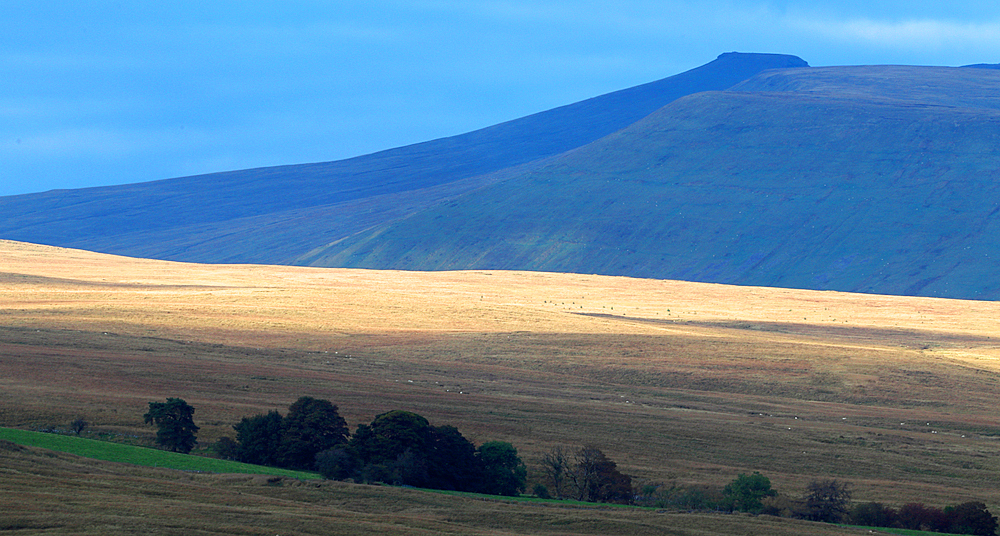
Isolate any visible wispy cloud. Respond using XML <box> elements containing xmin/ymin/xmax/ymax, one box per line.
<box><xmin>790</xmin><ymin>16</ymin><xmax>1000</xmax><ymax>51</ymax></box>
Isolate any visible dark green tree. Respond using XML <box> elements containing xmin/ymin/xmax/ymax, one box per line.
<box><xmin>425</xmin><ymin>425</ymin><xmax>481</xmax><ymax>491</ymax></box>
<box><xmin>476</xmin><ymin>441</ymin><xmax>527</xmax><ymax>496</ymax></box>
<box><xmin>347</xmin><ymin>410</ymin><xmax>490</xmax><ymax>492</ymax></box>
<box><xmin>722</xmin><ymin>472</ymin><xmax>777</xmax><ymax>514</ymax></box>
<box><xmin>849</xmin><ymin>502</ymin><xmax>897</xmax><ymax>528</ymax></box>
<box><xmin>143</xmin><ymin>398</ymin><xmax>199</xmax><ymax>453</ymax></box>
<box><xmin>278</xmin><ymin>396</ymin><xmax>349</xmax><ymax>470</ymax></box>
<box><xmin>801</xmin><ymin>479</ymin><xmax>851</xmax><ymax>523</ymax></box>
<box><xmin>234</xmin><ymin>410</ymin><xmax>285</xmax><ymax>466</ymax></box>
<box><xmin>315</xmin><ymin>447</ymin><xmax>358</xmax><ymax>480</ymax></box>
<box><xmin>349</xmin><ymin>410</ymin><xmax>435</xmax><ymax>486</ymax></box>
<box><xmin>350</xmin><ymin>410</ymin><xmax>431</xmax><ymax>468</ymax></box>
<box><xmin>948</xmin><ymin>502</ymin><xmax>998</xmax><ymax>536</ymax></box>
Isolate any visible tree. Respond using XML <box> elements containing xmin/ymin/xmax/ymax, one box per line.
<box><xmin>948</xmin><ymin>502</ymin><xmax>998</xmax><ymax>536</ymax></box>
<box><xmin>70</xmin><ymin>418</ymin><xmax>88</xmax><ymax>435</ymax></box>
<box><xmin>898</xmin><ymin>503</ymin><xmax>947</xmax><ymax>531</ymax></box>
<box><xmin>477</xmin><ymin>441</ymin><xmax>527</xmax><ymax>496</ymax></box>
<box><xmin>143</xmin><ymin>398</ymin><xmax>199</xmax><ymax>453</ymax></box>
<box><xmin>234</xmin><ymin>411</ymin><xmax>285</xmax><ymax>466</ymax></box>
<box><xmin>722</xmin><ymin>472</ymin><xmax>777</xmax><ymax>514</ymax></box>
<box><xmin>801</xmin><ymin>479</ymin><xmax>851</xmax><ymax>523</ymax></box>
<box><xmin>424</xmin><ymin>425</ymin><xmax>481</xmax><ymax>491</ymax></box>
<box><xmin>349</xmin><ymin>410</ymin><xmax>478</xmax><ymax>489</ymax></box>
<box><xmin>350</xmin><ymin>410</ymin><xmax>431</xmax><ymax>468</ymax></box>
<box><xmin>278</xmin><ymin>397</ymin><xmax>349</xmax><ymax>470</ymax></box>
<box><xmin>849</xmin><ymin>502</ymin><xmax>897</xmax><ymax>528</ymax></box>
<box><xmin>315</xmin><ymin>447</ymin><xmax>357</xmax><ymax>480</ymax></box>
<box><xmin>568</xmin><ymin>446</ymin><xmax>633</xmax><ymax>504</ymax></box>
<box><xmin>540</xmin><ymin>446</ymin><xmax>571</xmax><ymax>499</ymax></box>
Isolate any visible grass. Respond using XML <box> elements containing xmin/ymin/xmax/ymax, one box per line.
<box><xmin>0</xmin><ymin>426</ymin><xmax>318</xmax><ymax>479</ymax></box>
<box><xmin>0</xmin><ymin>440</ymin><xmax>866</xmax><ymax>536</ymax></box>
<box><xmin>3</xmin><ymin>240</ymin><xmax>1000</xmax><ymax>533</ymax></box>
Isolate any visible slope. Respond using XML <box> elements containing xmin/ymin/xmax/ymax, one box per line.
<box><xmin>307</xmin><ymin>65</ymin><xmax>1000</xmax><ymax>300</ymax></box>
<box><xmin>4</xmin><ymin>239</ymin><xmax>1000</xmax><ymax>522</ymax></box>
<box><xmin>0</xmin><ymin>52</ymin><xmax>807</xmax><ymax>263</ymax></box>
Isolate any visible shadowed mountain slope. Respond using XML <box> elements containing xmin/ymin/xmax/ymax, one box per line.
<box><xmin>0</xmin><ymin>52</ymin><xmax>806</xmax><ymax>263</ymax></box>
<box><xmin>4</xmin><ymin>55</ymin><xmax>1000</xmax><ymax>300</ymax></box>
<box><xmin>305</xmin><ymin>66</ymin><xmax>1000</xmax><ymax>300</ymax></box>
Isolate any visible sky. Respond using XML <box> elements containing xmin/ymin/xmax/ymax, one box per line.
<box><xmin>3</xmin><ymin>1</ymin><xmax>1000</xmax><ymax>197</ymax></box>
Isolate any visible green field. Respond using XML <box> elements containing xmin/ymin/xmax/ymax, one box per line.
<box><xmin>0</xmin><ymin>427</ymin><xmax>318</xmax><ymax>480</ymax></box>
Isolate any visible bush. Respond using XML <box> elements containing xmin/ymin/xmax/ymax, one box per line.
<box><xmin>211</xmin><ymin>436</ymin><xmax>239</xmax><ymax>460</ymax></box>
<box><xmin>634</xmin><ymin>483</ymin><xmax>722</xmax><ymax>511</ymax></box>
<box><xmin>760</xmin><ymin>495</ymin><xmax>804</xmax><ymax>518</ymax></box>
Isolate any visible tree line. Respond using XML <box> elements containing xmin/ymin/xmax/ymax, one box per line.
<box><xmin>148</xmin><ymin>396</ymin><xmax>529</xmax><ymax>496</ymax></box>
<box><xmin>631</xmin><ymin>471</ymin><xmax>996</xmax><ymax>536</ymax></box>
<box><xmin>142</xmin><ymin>397</ymin><xmax>997</xmax><ymax>533</ymax></box>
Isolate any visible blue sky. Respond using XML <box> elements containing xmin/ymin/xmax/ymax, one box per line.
<box><xmin>3</xmin><ymin>1</ymin><xmax>1000</xmax><ymax>197</ymax></box>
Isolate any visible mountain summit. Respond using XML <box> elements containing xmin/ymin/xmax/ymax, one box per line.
<box><xmin>4</xmin><ymin>53</ymin><xmax>1000</xmax><ymax>300</ymax></box>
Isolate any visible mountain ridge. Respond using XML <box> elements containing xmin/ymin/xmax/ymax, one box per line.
<box><xmin>0</xmin><ymin>52</ymin><xmax>806</xmax><ymax>260</ymax></box>
<box><xmin>4</xmin><ymin>53</ymin><xmax>1000</xmax><ymax>300</ymax></box>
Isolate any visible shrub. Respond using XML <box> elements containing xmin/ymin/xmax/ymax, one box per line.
<box><xmin>211</xmin><ymin>436</ymin><xmax>239</xmax><ymax>460</ymax></box>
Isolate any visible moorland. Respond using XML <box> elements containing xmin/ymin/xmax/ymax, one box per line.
<box><xmin>3</xmin><ymin>238</ymin><xmax>1000</xmax><ymax>534</ymax></box>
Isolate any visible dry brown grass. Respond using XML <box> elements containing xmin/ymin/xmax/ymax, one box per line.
<box><xmin>3</xmin><ymin>239</ymin><xmax>1000</xmax><ymax>533</ymax></box>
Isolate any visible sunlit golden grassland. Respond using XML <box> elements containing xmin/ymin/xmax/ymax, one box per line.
<box><xmin>2</xmin><ymin>239</ymin><xmax>1000</xmax><ymax>534</ymax></box>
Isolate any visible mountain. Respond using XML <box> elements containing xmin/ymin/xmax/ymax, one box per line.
<box><xmin>310</xmin><ymin>65</ymin><xmax>1000</xmax><ymax>299</ymax></box>
<box><xmin>4</xmin><ymin>53</ymin><xmax>1000</xmax><ymax>300</ymax></box>
<box><xmin>0</xmin><ymin>52</ymin><xmax>806</xmax><ymax>263</ymax></box>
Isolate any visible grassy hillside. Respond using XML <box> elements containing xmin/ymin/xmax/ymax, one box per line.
<box><xmin>0</xmin><ymin>53</ymin><xmax>805</xmax><ymax>265</ymax></box>
<box><xmin>314</xmin><ymin>66</ymin><xmax>1000</xmax><ymax>300</ymax></box>
<box><xmin>2</xmin><ymin>239</ymin><xmax>1000</xmax><ymax>534</ymax></box>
